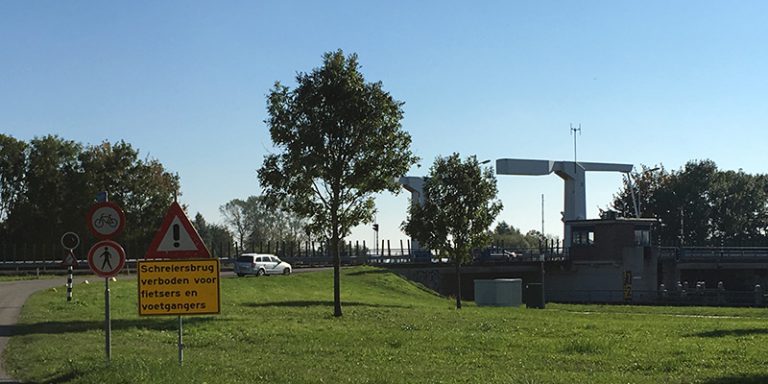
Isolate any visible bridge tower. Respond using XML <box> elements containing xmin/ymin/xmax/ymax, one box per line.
<box><xmin>495</xmin><ymin>159</ymin><xmax>633</xmax><ymax>247</ymax></box>
<box><xmin>398</xmin><ymin>176</ymin><xmax>426</xmax><ymax>254</ymax></box>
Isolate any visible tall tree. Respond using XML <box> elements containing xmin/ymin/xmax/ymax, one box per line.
<box><xmin>10</xmin><ymin>135</ymin><xmax>82</xmax><ymax>245</ymax></box>
<box><xmin>0</xmin><ymin>135</ymin><xmax>28</xmax><ymax>226</ymax></box>
<box><xmin>219</xmin><ymin>195</ymin><xmax>308</xmax><ymax>249</ymax></box>
<box><xmin>611</xmin><ymin>164</ymin><xmax>668</xmax><ymax>219</ymax></box>
<box><xmin>79</xmin><ymin>140</ymin><xmax>179</xmax><ymax>247</ymax></box>
<box><xmin>491</xmin><ymin>221</ymin><xmax>531</xmax><ymax>249</ymax></box>
<box><xmin>402</xmin><ymin>154</ymin><xmax>503</xmax><ymax>309</ymax></box>
<box><xmin>259</xmin><ymin>50</ymin><xmax>418</xmax><ymax>317</ymax></box>
<box><xmin>674</xmin><ymin>160</ymin><xmax>718</xmax><ymax>245</ymax></box>
<box><xmin>193</xmin><ymin>212</ymin><xmax>234</xmax><ymax>257</ymax></box>
<box><xmin>490</xmin><ymin>221</ymin><xmax>556</xmax><ymax>250</ymax></box>
<box><xmin>611</xmin><ymin>159</ymin><xmax>768</xmax><ymax>246</ymax></box>
<box><xmin>710</xmin><ymin>170</ymin><xmax>768</xmax><ymax>244</ymax></box>
<box><xmin>0</xmin><ymin>135</ymin><xmax>179</xmax><ymax>253</ymax></box>
<box><xmin>219</xmin><ymin>198</ymin><xmax>251</xmax><ymax>248</ymax></box>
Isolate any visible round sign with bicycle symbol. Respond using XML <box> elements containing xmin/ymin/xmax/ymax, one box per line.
<box><xmin>87</xmin><ymin>201</ymin><xmax>125</xmax><ymax>239</ymax></box>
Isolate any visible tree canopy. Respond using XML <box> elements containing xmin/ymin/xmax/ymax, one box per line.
<box><xmin>0</xmin><ymin>134</ymin><xmax>180</xmax><ymax>254</ymax></box>
<box><xmin>258</xmin><ymin>50</ymin><xmax>419</xmax><ymax>316</ymax></box>
<box><xmin>611</xmin><ymin>160</ymin><xmax>768</xmax><ymax>246</ymax></box>
<box><xmin>402</xmin><ymin>153</ymin><xmax>503</xmax><ymax>309</ymax></box>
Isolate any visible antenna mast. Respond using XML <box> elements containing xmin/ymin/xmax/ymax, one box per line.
<box><xmin>570</xmin><ymin>123</ymin><xmax>581</xmax><ymax>165</ymax></box>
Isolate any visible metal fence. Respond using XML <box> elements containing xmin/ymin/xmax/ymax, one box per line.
<box><xmin>547</xmin><ymin>288</ymin><xmax>767</xmax><ymax>307</ymax></box>
<box><xmin>659</xmin><ymin>246</ymin><xmax>768</xmax><ymax>263</ymax></box>
<box><xmin>0</xmin><ymin>239</ymin><xmax>422</xmax><ymax>270</ymax></box>
<box><xmin>0</xmin><ymin>239</ymin><xmax>574</xmax><ymax>267</ymax></box>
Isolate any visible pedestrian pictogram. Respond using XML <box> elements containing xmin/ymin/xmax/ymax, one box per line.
<box><xmin>145</xmin><ymin>201</ymin><xmax>210</xmax><ymax>259</ymax></box>
<box><xmin>87</xmin><ymin>240</ymin><xmax>126</xmax><ymax>278</ymax></box>
<box><xmin>87</xmin><ymin>202</ymin><xmax>125</xmax><ymax>239</ymax></box>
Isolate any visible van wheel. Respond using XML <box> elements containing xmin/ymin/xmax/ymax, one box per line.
<box><xmin>283</xmin><ymin>268</ymin><xmax>291</xmax><ymax>275</ymax></box>
<box><xmin>257</xmin><ymin>269</ymin><xmax>265</xmax><ymax>277</ymax></box>
<box><xmin>237</xmin><ymin>273</ymin><xmax>244</xmax><ymax>277</ymax></box>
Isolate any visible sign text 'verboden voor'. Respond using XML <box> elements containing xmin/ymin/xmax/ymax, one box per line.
<box><xmin>137</xmin><ymin>259</ymin><xmax>220</xmax><ymax>316</ymax></box>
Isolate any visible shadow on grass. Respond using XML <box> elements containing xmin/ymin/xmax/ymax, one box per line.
<box><xmin>346</xmin><ymin>269</ymin><xmax>390</xmax><ymax>276</ymax></box>
<box><xmin>0</xmin><ymin>316</ymin><xmax>218</xmax><ymax>337</ymax></box>
<box><xmin>689</xmin><ymin>328</ymin><xmax>768</xmax><ymax>338</ymax></box>
<box><xmin>245</xmin><ymin>300</ymin><xmax>409</xmax><ymax>309</ymax></box>
<box><xmin>700</xmin><ymin>375</ymin><xmax>768</xmax><ymax>384</ymax></box>
<box><xmin>26</xmin><ymin>370</ymin><xmax>80</xmax><ymax>384</ymax></box>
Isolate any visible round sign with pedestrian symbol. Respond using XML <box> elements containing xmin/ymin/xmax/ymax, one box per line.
<box><xmin>87</xmin><ymin>201</ymin><xmax>125</xmax><ymax>239</ymax></box>
<box><xmin>87</xmin><ymin>240</ymin><xmax>126</xmax><ymax>278</ymax></box>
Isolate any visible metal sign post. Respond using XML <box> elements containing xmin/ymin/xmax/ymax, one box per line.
<box><xmin>139</xmin><ymin>199</ymin><xmax>219</xmax><ymax>367</ymax></box>
<box><xmin>105</xmin><ymin>277</ymin><xmax>111</xmax><ymax>365</ymax></box>
<box><xmin>138</xmin><ymin>258</ymin><xmax>220</xmax><ymax>366</ymax></box>
<box><xmin>85</xmin><ymin>193</ymin><xmax>126</xmax><ymax>367</ymax></box>
<box><xmin>178</xmin><ymin>316</ymin><xmax>184</xmax><ymax>366</ymax></box>
<box><xmin>67</xmin><ymin>263</ymin><xmax>73</xmax><ymax>302</ymax></box>
<box><xmin>60</xmin><ymin>232</ymin><xmax>80</xmax><ymax>303</ymax></box>
<box><xmin>87</xmin><ymin>240</ymin><xmax>125</xmax><ymax>366</ymax></box>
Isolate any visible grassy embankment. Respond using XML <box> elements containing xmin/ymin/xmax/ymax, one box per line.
<box><xmin>6</xmin><ymin>266</ymin><xmax>768</xmax><ymax>383</ymax></box>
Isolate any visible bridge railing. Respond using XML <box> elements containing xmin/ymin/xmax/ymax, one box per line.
<box><xmin>1</xmin><ymin>239</ymin><xmax>573</xmax><ymax>271</ymax></box>
<box><xmin>659</xmin><ymin>246</ymin><xmax>768</xmax><ymax>262</ymax></box>
<box><xmin>547</xmin><ymin>288</ymin><xmax>766</xmax><ymax>307</ymax></box>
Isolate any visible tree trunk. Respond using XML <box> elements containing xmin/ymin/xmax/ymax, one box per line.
<box><xmin>332</xmin><ymin>213</ymin><xmax>342</xmax><ymax>317</ymax></box>
<box><xmin>333</xmin><ymin>238</ymin><xmax>342</xmax><ymax>317</ymax></box>
<box><xmin>455</xmin><ymin>260</ymin><xmax>462</xmax><ymax>309</ymax></box>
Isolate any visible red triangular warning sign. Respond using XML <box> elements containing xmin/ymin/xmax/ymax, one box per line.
<box><xmin>145</xmin><ymin>201</ymin><xmax>211</xmax><ymax>259</ymax></box>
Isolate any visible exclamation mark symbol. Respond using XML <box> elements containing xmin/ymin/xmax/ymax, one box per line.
<box><xmin>173</xmin><ymin>224</ymin><xmax>180</xmax><ymax>248</ymax></box>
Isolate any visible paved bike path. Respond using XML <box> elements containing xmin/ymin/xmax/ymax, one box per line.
<box><xmin>0</xmin><ymin>278</ymin><xmax>68</xmax><ymax>382</ymax></box>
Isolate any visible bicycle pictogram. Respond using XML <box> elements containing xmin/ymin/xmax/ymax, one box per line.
<box><xmin>87</xmin><ymin>201</ymin><xmax>125</xmax><ymax>239</ymax></box>
<box><xmin>94</xmin><ymin>213</ymin><xmax>118</xmax><ymax>228</ymax></box>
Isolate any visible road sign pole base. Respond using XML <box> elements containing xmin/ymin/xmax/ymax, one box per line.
<box><xmin>178</xmin><ymin>316</ymin><xmax>183</xmax><ymax>366</ymax></box>
<box><xmin>105</xmin><ymin>278</ymin><xmax>111</xmax><ymax>366</ymax></box>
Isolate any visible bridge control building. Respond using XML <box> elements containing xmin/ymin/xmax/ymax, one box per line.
<box><xmin>544</xmin><ymin>215</ymin><xmax>659</xmax><ymax>303</ymax></box>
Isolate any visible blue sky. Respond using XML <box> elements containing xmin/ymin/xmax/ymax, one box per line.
<box><xmin>2</xmin><ymin>1</ymin><xmax>767</xmax><ymax>244</ymax></box>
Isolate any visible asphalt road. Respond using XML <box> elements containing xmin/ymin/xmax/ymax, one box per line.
<box><xmin>0</xmin><ymin>278</ymin><xmax>71</xmax><ymax>382</ymax></box>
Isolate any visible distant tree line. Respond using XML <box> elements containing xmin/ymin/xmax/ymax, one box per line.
<box><xmin>611</xmin><ymin>160</ymin><xmax>768</xmax><ymax>246</ymax></box>
<box><xmin>0</xmin><ymin>134</ymin><xmax>180</xmax><ymax>249</ymax></box>
<box><xmin>490</xmin><ymin>221</ymin><xmax>557</xmax><ymax>249</ymax></box>
<box><xmin>218</xmin><ymin>195</ymin><xmax>309</xmax><ymax>248</ymax></box>
<box><xmin>192</xmin><ymin>212</ymin><xmax>234</xmax><ymax>256</ymax></box>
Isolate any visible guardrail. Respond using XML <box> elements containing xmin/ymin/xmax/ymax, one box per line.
<box><xmin>659</xmin><ymin>246</ymin><xmax>768</xmax><ymax>262</ymax></box>
<box><xmin>547</xmin><ymin>288</ymin><xmax>767</xmax><ymax>307</ymax></box>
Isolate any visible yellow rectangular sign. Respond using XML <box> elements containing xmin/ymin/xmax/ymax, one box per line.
<box><xmin>137</xmin><ymin>259</ymin><xmax>220</xmax><ymax>316</ymax></box>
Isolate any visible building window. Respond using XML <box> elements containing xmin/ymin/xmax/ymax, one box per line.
<box><xmin>634</xmin><ymin>229</ymin><xmax>650</xmax><ymax>246</ymax></box>
<box><xmin>573</xmin><ymin>230</ymin><xmax>594</xmax><ymax>246</ymax></box>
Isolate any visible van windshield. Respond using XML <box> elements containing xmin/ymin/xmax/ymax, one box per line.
<box><xmin>236</xmin><ymin>256</ymin><xmax>254</xmax><ymax>262</ymax></box>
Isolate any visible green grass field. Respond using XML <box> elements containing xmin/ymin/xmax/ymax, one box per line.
<box><xmin>6</xmin><ymin>266</ymin><xmax>768</xmax><ymax>383</ymax></box>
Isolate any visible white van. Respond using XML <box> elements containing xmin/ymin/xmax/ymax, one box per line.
<box><xmin>234</xmin><ymin>253</ymin><xmax>292</xmax><ymax>277</ymax></box>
